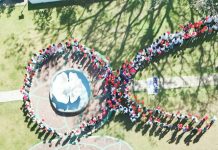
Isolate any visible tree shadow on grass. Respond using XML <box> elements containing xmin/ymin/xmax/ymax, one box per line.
<box><xmin>18</xmin><ymin>0</ymin><xmax>218</xmax><ymax>146</ymax></box>
<box><xmin>31</xmin><ymin>0</ymin><xmax>168</xmax><ymax>69</ymax></box>
<box><xmin>31</xmin><ymin>0</ymin><xmax>217</xmax><ymax>73</ymax></box>
<box><xmin>114</xmin><ymin>39</ymin><xmax>218</xmax><ymax>144</ymax></box>
<box><xmin>113</xmin><ymin>113</ymin><xmax>135</xmax><ymax>131</ymax></box>
<box><xmin>137</xmin><ymin>33</ymin><xmax>218</xmax><ymax>115</ymax></box>
<box><xmin>24</xmin><ymin>116</ymin><xmax>59</xmax><ymax>143</ymax></box>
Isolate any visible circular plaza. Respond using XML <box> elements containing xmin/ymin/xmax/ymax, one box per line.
<box><xmin>29</xmin><ymin>51</ymin><xmax>109</xmax><ymax>135</ymax></box>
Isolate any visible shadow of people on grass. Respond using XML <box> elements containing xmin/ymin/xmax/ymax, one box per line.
<box><xmin>141</xmin><ymin>124</ymin><xmax>151</xmax><ymax>135</ymax></box>
<box><xmin>62</xmin><ymin>136</ymin><xmax>71</xmax><ymax>146</ymax></box>
<box><xmin>114</xmin><ymin>113</ymin><xmax>135</xmax><ymax>131</ymax></box>
<box><xmin>149</xmin><ymin>123</ymin><xmax>158</xmax><ymax>136</ymax></box>
<box><xmin>38</xmin><ymin>130</ymin><xmax>46</xmax><ymax>139</ymax></box>
<box><xmin>167</xmin><ymin>129</ymin><xmax>179</xmax><ymax>144</ymax></box>
<box><xmin>184</xmin><ymin>129</ymin><xmax>198</xmax><ymax>145</ymax></box>
<box><xmin>20</xmin><ymin>0</ymin><xmax>217</xmax><ymax>148</ymax></box>
<box><xmin>43</xmin><ymin>132</ymin><xmax>51</xmax><ymax>142</ymax></box>
<box><xmin>158</xmin><ymin>128</ymin><xmax>170</xmax><ymax>140</ymax></box>
<box><xmin>193</xmin><ymin>131</ymin><xmax>205</xmax><ymax>143</ymax></box>
<box><xmin>22</xmin><ymin>111</ymin><xmax>59</xmax><ymax>144</ymax></box>
<box><xmin>112</xmin><ymin>110</ymin><xmax>209</xmax><ymax>146</ymax></box>
<box><xmin>175</xmin><ymin>132</ymin><xmax>185</xmax><ymax>144</ymax></box>
<box><xmin>135</xmin><ymin>122</ymin><xmax>144</xmax><ymax>132</ymax></box>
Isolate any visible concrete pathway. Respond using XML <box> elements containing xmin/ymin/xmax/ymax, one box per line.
<box><xmin>0</xmin><ymin>73</ymin><xmax>217</xmax><ymax>102</ymax></box>
<box><xmin>134</xmin><ymin>73</ymin><xmax>218</xmax><ymax>91</ymax></box>
<box><xmin>0</xmin><ymin>90</ymin><xmax>22</xmax><ymax>102</ymax></box>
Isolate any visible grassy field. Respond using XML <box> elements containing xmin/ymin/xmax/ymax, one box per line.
<box><xmin>95</xmin><ymin>112</ymin><xmax>218</xmax><ymax>150</ymax></box>
<box><xmin>95</xmin><ymin>87</ymin><xmax>218</xmax><ymax>150</ymax></box>
<box><xmin>0</xmin><ymin>0</ymin><xmax>217</xmax><ymax>90</ymax></box>
<box><xmin>132</xmin><ymin>85</ymin><xmax>218</xmax><ymax>116</ymax></box>
<box><xmin>0</xmin><ymin>0</ymin><xmax>217</xmax><ymax>150</ymax></box>
<box><xmin>0</xmin><ymin>86</ymin><xmax>217</xmax><ymax>150</ymax></box>
<box><xmin>94</xmin><ymin>85</ymin><xmax>218</xmax><ymax>150</ymax></box>
<box><xmin>0</xmin><ymin>101</ymin><xmax>40</xmax><ymax>150</ymax></box>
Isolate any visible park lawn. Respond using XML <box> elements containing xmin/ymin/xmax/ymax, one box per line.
<box><xmin>132</xmin><ymin>85</ymin><xmax>218</xmax><ymax>116</ymax></box>
<box><xmin>134</xmin><ymin>38</ymin><xmax>218</xmax><ymax>80</ymax></box>
<box><xmin>95</xmin><ymin>86</ymin><xmax>218</xmax><ymax>150</ymax></box>
<box><xmin>95</xmin><ymin>112</ymin><xmax>218</xmax><ymax>150</ymax></box>
<box><xmin>0</xmin><ymin>1</ymin><xmax>217</xmax><ymax>150</ymax></box>
<box><xmin>0</xmin><ymin>86</ymin><xmax>217</xmax><ymax>150</ymax></box>
<box><xmin>0</xmin><ymin>0</ymin><xmax>217</xmax><ymax>90</ymax></box>
<box><xmin>0</xmin><ymin>101</ymin><xmax>40</xmax><ymax>150</ymax></box>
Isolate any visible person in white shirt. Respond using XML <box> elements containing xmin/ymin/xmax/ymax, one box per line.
<box><xmin>160</xmin><ymin>46</ymin><xmax>165</xmax><ymax>52</ymax></box>
<box><xmin>124</xmin><ymin>107</ymin><xmax>128</xmax><ymax>114</ymax></box>
<box><xmin>173</xmin><ymin>38</ymin><xmax>179</xmax><ymax>45</ymax></box>
<box><xmin>161</xmin><ymin>33</ymin><xmax>169</xmax><ymax>40</ymax></box>
<box><xmin>205</xmin><ymin>15</ymin><xmax>213</xmax><ymax>23</ymax></box>
<box><xmin>119</xmin><ymin>105</ymin><xmax>124</xmax><ymax>112</ymax></box>
<box><xmin>130</xmin><ymin>116</ymin><xmax>136</xmax><ymax>122</ymax></box>
<box><xmin>178</xmin><ymin>37</ymin><xmax>183</xmax><ymax>45</ymax></box>
<box><xmin>157</xmin><ymin>47</ymin><xmax>161</xmax><ymax>54</ymax></box>
<box><xmin>213</xmin><ymin>15</ymin><xmax>218</xmax><ymax>23</ymax></box>
<box><xmin>169</xmin><ymin>33</ymin><xmax>175</xmax><ymax>40</ymax></box>
<box><xmin>212</xmin><ymin>23</ymin><xmax>218</xmax><ymax>31</ymax></box>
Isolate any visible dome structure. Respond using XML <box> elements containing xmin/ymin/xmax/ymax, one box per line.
<box><xmin>49</xmin><ymin>69</ymin><xmax>91</xmax><ymax>114</ymax></box>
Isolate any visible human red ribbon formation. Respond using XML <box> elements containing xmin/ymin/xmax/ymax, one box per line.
<box><xmin>102</xmin><ymin>15</ymin><xmax>218</xmax><ymax>135</ymax></box>
<box><xmin>21</xmin><ymin>15</ymin><xmax>218</xmax><ymax>143</ymax></box>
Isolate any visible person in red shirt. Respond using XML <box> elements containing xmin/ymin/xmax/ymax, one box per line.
<box><xmin>177</xmin><ymin>123</ymin><xmax>183</xmax><ymax>130</ymax></box>
<box><xmin>194</xmin><ymin>22</ymin><xmax>200</xmax><ymax>29</ymax></box>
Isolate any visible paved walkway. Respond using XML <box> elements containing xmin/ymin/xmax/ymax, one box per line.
<box><xmin>134</xmin><ymin>73</ymin><xmax>218</xmax><ymax>91</ymax></box>
<box><xmin>0</xmin><ymin>73</ymin><xmax>217</xmax><ymax>102</ymax></box>
<box><xmin>27</xmin><ymin>56</ymin><xmax>107</xmax><ymax>134</ymax></box>
<box><xmin>0</xmin><ymin>90</ymin><xmax>22</xmax><ymax>102</ymax></box>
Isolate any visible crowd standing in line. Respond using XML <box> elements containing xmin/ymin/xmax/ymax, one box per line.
<box><xmin>21</xmin><ymin>15</ymin><xmax>218</xmax><ymax>144</ymax></box>
<box><xmin>102</xmin><ymin>15</ymin><xmax>218</xmax><ymax>136</ymax></box>
<box><xmin>21</xmin><ymin>39</ymin><xmax>114</xmax><ymax>143</ymax></box>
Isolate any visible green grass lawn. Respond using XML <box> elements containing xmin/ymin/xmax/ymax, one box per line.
<box><xmin>132</xmin><ymin>85</ymin><xmax>218</xmax><ymax>116</ymax></box>
<box><xmin>0</xmin><ymin>1</ymin><xmax>217</xmax><ymax>149</ymax></box>
<box><xmin>95</xmin><ymin>109</ymin><xmax>218</xmax><ymax>150</ymax></box>
<box><xmin>0</xmin><ymin>0</ymin><xmax>217</xmax><ymax>90</ymax></box>
<box><xmin>0</xmin><ymin>101</ymin><xmax>40</xmax><ymax>150</ymax></box>
<box><xmin>0</xmin><ymin>85</ymin><xmax>217</xmax><ymax>150</ymax></box>
<box><xmin>95</xmin><ymin>86</ymin><xmax>218</xmax><ymax>150</ymax></box>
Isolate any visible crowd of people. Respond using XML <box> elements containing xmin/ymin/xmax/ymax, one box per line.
<box><xmin>102</xmin><ymin>15</ymin><xmax>218</xmax><ymax>135</ymax></box>
<box><xmin>21</xmin><ymin>15</ymin><xmax>217</xmax><ymax>144</ymax></box>
<box><xmin>21</xmin><ymin>39</ymin><xmax>114</xmax><ymax>143</ymax></box>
